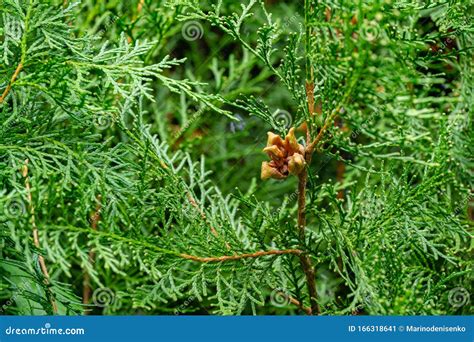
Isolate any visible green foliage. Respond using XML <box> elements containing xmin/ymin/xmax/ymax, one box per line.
<box><xmin>0</xmin><ymin>0</ymin><xmax>472</xmax><ymax>315</ymax></box>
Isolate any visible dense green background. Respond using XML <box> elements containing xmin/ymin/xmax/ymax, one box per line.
<box><xmin>0</xmin><ymin>0</ymin><xmax>472</xmax><ymax>315</ymax></box>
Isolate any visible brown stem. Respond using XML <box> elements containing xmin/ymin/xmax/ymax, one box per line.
<box><xmin>297</xmin><ymin>171</ymin><xmax>320</xmax><ymax>315</ymax></box>
<box><xmin>300</xmin><ymin>53</ymin><xmax>324</xmax><ymax>314</ymax></box>
<box><xmin>302</xmin><ymin>4</ymin><xmax>322</xmax><ymax>312</ymax></box>
<box><xmin>179</xmin><ymin>249</ymin><xmax>302</xmax><ymax>263</ymax></box>
<box><xmin>277</xmin><ymin>291</ymin><xmax>312</xmax><ymax>315</ymax></box>
<box><xmin>0</xmin><ymin>63</ymin><xmax>23</xmax><ymax>105</ymax></box>
<box><xmin>297</xmin><ymin>173</ymin><xmax>307</xmax><ymax>239</ymax></box>
<box><xmin>83</xmin><ymin>196</ymin><xmax>102</xmax><ymax>313</ymax></box>
<box><xmin>306</xmin><ymin>75</ymin><xmax>357</xmax><ymax>156</ymax></box>
<box><xmin>59</xmin><ymin>224</ymin><xmax>299</xmax><ymax>265</ymax></box>
<box><xmin>22</xmin><ymin>159</ymin><xmax>58</xmax><ymax>314</ymax></box>
<box><xmin>336</xmin><ymin>158</ymin><xmax>346</xmax><ymax>200</ymax></box>
<box><xmin>306</xmin><ymin>110</ymin><xmax>338</xmax><ymax>156</ymax></box>
<box><xmin>334</xmin><ymin>118</ymin><xmax>346</xmax><ymax>200</ymax></box>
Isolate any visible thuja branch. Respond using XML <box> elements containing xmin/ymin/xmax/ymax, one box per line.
<box><xmin>260</xmin><ymin>129</ymin><xmax>320</xmax><ymax>314</ymax></box>
<box><xmin>295</xmin><ymin>72</ymin><xmax>360</xmax><ymax>314</ymax></box>
<box><xmin>48</xmin><ymin>225</ymin><xmax>302</xmax><ymax>263</ymax></box>
<box><xmin>296</xmin><ymin>76</ymin><xmax>359</xmax><ymax>314</ymax></box>
<box><xmin>22</xmin><ymin>159</ymin><xmax>58</xmax><ymax>314</ymax></box>
<box><xmin>297</xmin><ymin>171</ymin><xmax>320</xmax><ymax>315</ymax></box>
<box><xmin>179</xmin><ymin>249</ymin><xmax>303</xmax><ymax>262</ymax></box>
<box><xmin>0</xmin><ymin>1</ymin><xmax>32</xmax><ymax>105</ymax></box>
<box><xmin>283</xmin><ymin>0</ymin><xmax>320</xmax><ymax>316</ymax></box>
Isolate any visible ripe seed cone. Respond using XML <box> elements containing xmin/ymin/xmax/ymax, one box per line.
<box><xmin>261</xmin><ymin>127</ymin><xmax>305</xmax><ymax>180</ymax></box>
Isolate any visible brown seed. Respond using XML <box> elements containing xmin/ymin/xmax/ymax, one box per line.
<box><xmin>261</xmin><ymin>161</ymin><xmax>286</xmax><ymax>180</ymax></box>
<box><xmin>288</xmin><ymin>153</ymin><xmax>306</xmax><ymax>175</ymax></box>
